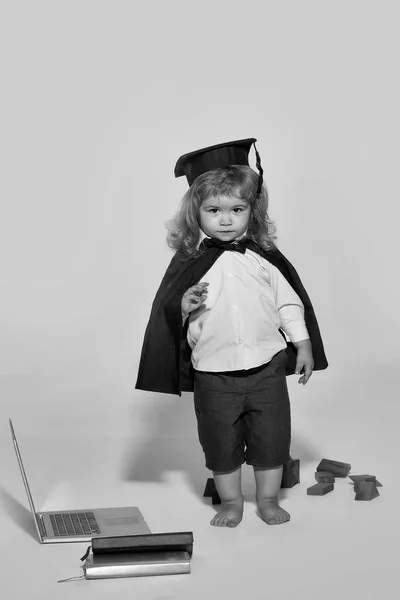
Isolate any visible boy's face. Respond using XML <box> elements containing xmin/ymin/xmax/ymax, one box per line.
<box><xmin>198</xmin><ymin>195</ymin><xmax>251</xmax><ymax>242</ymax></box>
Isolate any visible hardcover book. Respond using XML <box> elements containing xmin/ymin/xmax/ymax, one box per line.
<box><xmin>92</xmin><ymin>531</ymin><xmax>194</xmax><ymax>556</ymax></box>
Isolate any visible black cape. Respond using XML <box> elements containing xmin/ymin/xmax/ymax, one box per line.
<box><xmin>135</xmin><ymin>241</ymin><xmax>328</xmax><ymax>396</ymax></box>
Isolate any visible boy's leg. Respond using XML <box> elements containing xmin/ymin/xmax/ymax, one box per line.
<box><xmin>253</xmin><ymin>465</ymin><xmax>290</xmax><ymax>525</ymax></box>
<box><xmin>244</xmin><ymin>351</ymin><xmax>291</xmax><ymax>525</ymax></box>
<box><xmin>211</xmin><ymin>466</ymin><xmax>243</xmax><ymax>527</ymax></box>
<box><xmin>193</xmin><ymin>369</ymin><xmax>247</xmax><ymax>528</ymax></box>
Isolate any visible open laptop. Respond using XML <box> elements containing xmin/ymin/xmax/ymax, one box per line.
<box><xmin>9</xmin><ymin>419</ymin><xmax>151</xmax><ymax>543</ymax></box>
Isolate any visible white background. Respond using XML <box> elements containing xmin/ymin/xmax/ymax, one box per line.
<box><xmin>1</xmin><ymin>1</ymin><xmax>399</xmax><ymax>598</ymax></box>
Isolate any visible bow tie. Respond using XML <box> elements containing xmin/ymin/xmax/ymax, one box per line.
<box><xmin>200</xmin><ymin>236</ymin><xmax>252</xmax><ymax>254</ymax></box>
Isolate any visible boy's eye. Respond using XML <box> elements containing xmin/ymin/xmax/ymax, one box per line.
<box><xmin>207</xmin><ymin>208</ymin><xmax>244</xmax><ymax>214</ymax></box>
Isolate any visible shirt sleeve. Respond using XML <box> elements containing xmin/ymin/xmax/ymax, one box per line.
<box><xmin>268</xmin><ymin>262</ymin><xmax>310</xmax><ymax>342</ymax></box>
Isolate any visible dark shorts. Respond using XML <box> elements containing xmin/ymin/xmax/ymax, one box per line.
<box><xmin>193</xmin><ymin>350</ymin><xmax>291</xmax><ymax>472</ymax></box>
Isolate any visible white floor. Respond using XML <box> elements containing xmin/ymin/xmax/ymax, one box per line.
<box><xmin>1</xmin><ymin>366</ymin><xmax>398</xmax><ymax>600</ymax></box>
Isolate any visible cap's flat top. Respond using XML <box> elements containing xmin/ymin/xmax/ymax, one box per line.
<box><xmin>174</xmin><ymin>137</ymin><xmax>257</xmax><ymax>177</ymax></box>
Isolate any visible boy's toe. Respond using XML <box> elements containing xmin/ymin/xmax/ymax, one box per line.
<box><xmin>227</xmin><ymin>518</ymin><xmax>240</xmax><ymax>528</ymax></box>
<box><xmin>210</xmin><ymin>502</ymin><xmax>243</xmax><ymax>528</ymax></box>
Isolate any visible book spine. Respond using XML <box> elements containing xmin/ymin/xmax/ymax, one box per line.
<box><xmin>86</xmin><ymin>562</ymin><xmax>190</xmax><ymax>579</ymax></box>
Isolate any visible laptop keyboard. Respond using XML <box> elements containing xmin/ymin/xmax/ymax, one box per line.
<box><xmin>49</xmin><ymin>511</ymin><xmax>101</xmax><ymax>537</ymax></box>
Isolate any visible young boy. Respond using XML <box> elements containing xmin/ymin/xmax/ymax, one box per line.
<box><xmin>136</xmin><ymin>138</ymin><xmax>328</xmax><ymax>527</ymax></box>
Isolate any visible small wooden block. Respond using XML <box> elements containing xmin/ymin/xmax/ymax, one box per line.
<box><xmin>315</xmin><ymin>471</ymin><xmax>335</xmax><ymax>483</ymax></box>
<box><xmin>203</xmin><ymin>478</ymin><xmax>221</xmax><ymax>504</ymax></box>
<box><xmin>281</xmin><ymin>457</ymin><xmax>300</xmax><ymax>488</ymax></box>
<box><xmin>349</xmin><ymin>474</ymin><xmax>383</xmax><ymax>487</ymax></box>
<box><xmin>203</xmin><ymin>478</ymin><xmax>217</xmax><ymax>497</ymax></box>
<box><xmin>307</xmin><ymin>482</ymin><xmax>334</xmax><ymax>495</ymax></box>
<box><xmin>316</xmin><ymin>459</ymin><xmax>351</xmax><ymax>477</ymax></box>
<box><xmin>354</xmin><ymin>481</ymin><xmax>380</xmax><ymax>501</ymax></box>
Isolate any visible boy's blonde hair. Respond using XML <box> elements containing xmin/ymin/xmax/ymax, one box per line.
<box><xmin>166</xmin><ymin>165</ymin><xmax>277</xmax><ymax>257</ymax></box>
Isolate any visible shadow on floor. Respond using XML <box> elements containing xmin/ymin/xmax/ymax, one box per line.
<box><xmin>0</xmin><ymin>486</ymin><xmax>38</xmax><ymax>541</ymax></box>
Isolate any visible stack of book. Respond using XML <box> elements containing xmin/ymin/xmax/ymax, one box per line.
<box><xmin>83</xmin><ymin>532</ymin><xmax>194</xmax><ymax>579</ymax></box>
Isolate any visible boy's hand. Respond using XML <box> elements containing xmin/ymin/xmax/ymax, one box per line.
<box><xmin>181</xmin><ymin>282</ymin><xmax>209</xmax><ymax>318</ymax></box>
<box><xmin>293</xmin><ymin>339</ymin><xmax>314</xmax><ymax>385</ymax></box>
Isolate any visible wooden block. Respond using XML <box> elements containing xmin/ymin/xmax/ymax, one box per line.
<box><xmin>281</xmin><ymin>457</ymin><xmax>300</xmax><ymax>488</ymax></box>
<box><xmin>211</xmin><ymin>493</ymin><xmax>221</xmax><ymax>505</ymax></box>
<box><xmin>204</xmin><ymin>478</ymin><xmax>221</xmax><ymax>504</ymax></box>
<box><xmin>315</xmin><ymin>471</ymin><xmax>335</xmax><ymax>483</ymax></box>
<box><xmin>203</xmin><ymin>478</ymin><xmax>217</xmax><ymax>497</ymax></box>
<box><xmin>354</xmin><ymin>481</ymin><xmax>380</xmax><ymax>501</ymax></box>
<box><xmin>353</xmin><ymin>481</ymin><xmax>363</xmax><ymax>493</ymax></box>
<box><xmin>307</xmin><ymin>482</ymin><xmax>334</xmax><ymax>495</ymax></box>
<box><xmin>316</xmin><ymin>459</ymin><xmax>351</xmax><ymax>477</ymax></box>
<box><xmin>349</xmin><ymin>474</ymin><xmax>383</xmax><ymax>487</ymax></box>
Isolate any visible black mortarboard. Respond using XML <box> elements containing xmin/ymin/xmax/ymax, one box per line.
<box><xmin>174</xmin><ymin>137</ymin><xmax>264</xmax><ymax>192</ymax></box>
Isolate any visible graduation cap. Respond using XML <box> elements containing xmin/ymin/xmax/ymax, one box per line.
<box><xmin>174</xmin><ymin>137</ymin><xmax>264</xmax><ymax>193</ymax></box>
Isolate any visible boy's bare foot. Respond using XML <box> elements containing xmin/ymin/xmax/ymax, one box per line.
<box><xmin>257</xmin><ymin>498</ymin><xmax>290</xmax><ymax>525</ymax></box>
<box><xmin>210</xmin><ymin>500</ymin><xmax>243</xmax><ymax>528</ymax></box>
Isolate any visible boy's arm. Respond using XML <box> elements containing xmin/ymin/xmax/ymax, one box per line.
<box><xmin>268</xmin><ymin>262</ymin><xmax>314</xmax><ymax>384</ymax></box>
<box><xmin>261</xmin><ymin>247</ymin><xmax>328</xmax><ymax>373</ymax></box>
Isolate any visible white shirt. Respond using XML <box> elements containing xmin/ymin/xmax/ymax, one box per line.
<box><xmin>186</xmin><ymin>235</ymin><xmax>309</xmax><ymax>372</ymax></box>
